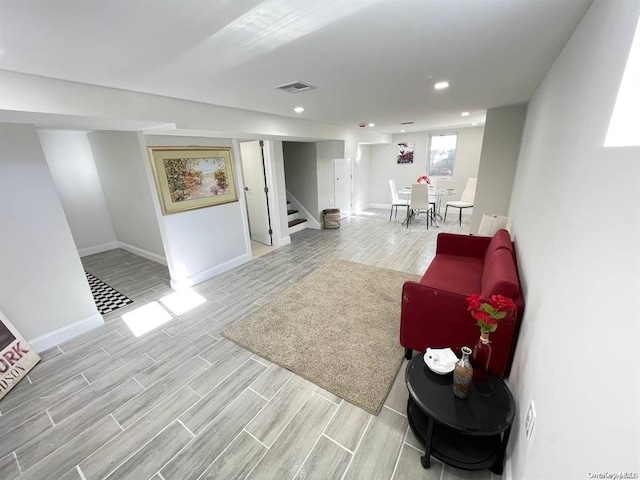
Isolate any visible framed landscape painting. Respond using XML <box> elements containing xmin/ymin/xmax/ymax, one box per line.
<box><xmin>148</xmin><ymin>147</ymin><xmax>238</xmax><ymax>215</ymax></box>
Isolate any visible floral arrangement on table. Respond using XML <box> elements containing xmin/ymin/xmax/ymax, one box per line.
<box><xmin>416</xmin><ymin>175</ymin><xmax>431</xmax><ymax>184</ymax></box>
<box><xmin>465</xmin><ymin>293</ymin><xmax>517</xmax><ymax>380</ymax></box>
<box><xmin>466</xmin><ymin>294</ymin><xmax>517</xmax><ymax>334</ymax></box>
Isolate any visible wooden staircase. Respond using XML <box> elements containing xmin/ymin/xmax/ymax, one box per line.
<box><xmin>287</xmin><ymin>201</ymin><xmax>308</xmax><ymax>234</ymax></box>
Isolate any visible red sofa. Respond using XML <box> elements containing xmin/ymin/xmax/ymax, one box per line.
<box><xmin>400</xmin><ymin>229</ymin><xmax>524</xmax><ymax>378</ymax></box>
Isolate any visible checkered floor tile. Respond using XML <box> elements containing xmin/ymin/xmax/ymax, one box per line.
<box><xmin>85</xmin><ymin>271</ymin><xmax>134</xmax><ymax>315</ymax></box>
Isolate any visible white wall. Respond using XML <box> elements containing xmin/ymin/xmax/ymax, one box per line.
<box><xmin>0</xmin><ymin>123</ymin><xmax>102</xmax><ymax>350</ymax></box>
<box><xmin>142</xmin><ymin>135</ymin><xmax>250</xmax><ymax>288</ymax></box>
<box><xmin>471</xmin><ymin>105</ymin><xmax>527</xmax><ymax>233</ymax></box>
<box><xmin>353</xmin><ymin>144</ymin><xmax>371</xmax><ymax>211</ymax></box>
<box><xmin>38</xmin><ymin>130</ymin><xmax>117</xmax><ymax>255</ymax></box>
<box><xmin>88</xmin><ymin>131</ymin><xmax>166</xmax><ymax>263</ymax></box>
<box><xmin>368</xmin><ymin>127</ymin><xmax>484</xmax><ymax>206</ymax></box>
<box><xmin>283</xmin><ymin>142</ymin><xmax>319</xmax><ymax>215</ymax></box>
<box><xmin>507</xmin><ymin>0</ymin><xmax>640</xmax><ymax>477</ymax></box>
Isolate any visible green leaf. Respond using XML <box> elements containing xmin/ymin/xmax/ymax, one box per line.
<box><xmin>488</xmin><ymin>324</ymin><xmax>498</xmax><ymax>333</ymax></box>
<box><xmin>482</xmin><ymin>304</ymin><xmax>496</xmax><ymax>315</ymax></box>
<box><xmin>495</xmin><ymin>312</ymin><xmax>507</xmax><ymax>319</ymax></box>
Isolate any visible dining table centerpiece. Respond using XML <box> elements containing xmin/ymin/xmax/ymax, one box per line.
<box><xmin>416</xmin><ymin>175</ymin><xmax>431</xmax><ymax>184</ymax></box>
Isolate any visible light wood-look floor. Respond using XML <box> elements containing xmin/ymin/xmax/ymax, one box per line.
<box><xmin>0</xmin><ymin>209</ymin><xmax>500</xmax><ymax>480</ymax></box>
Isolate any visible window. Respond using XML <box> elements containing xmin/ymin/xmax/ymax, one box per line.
<box><xmin>428</xmin><ymin>133</ymin><xmax>457</xmax><ymax>177</ymax></box>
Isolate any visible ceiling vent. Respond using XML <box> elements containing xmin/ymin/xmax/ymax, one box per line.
<box><xmin>275</xmin><ymin>81</ymin><xmax>317</xmax><ymax>94</ymax></box>
<box><xmin>400</xmin><ymin>121</ymin><xmax>414</xmax><ymax>125</ymax></box>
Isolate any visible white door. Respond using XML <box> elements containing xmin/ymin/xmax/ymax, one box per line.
<box><xmin>334</xmin><ymin>158</ymin><xmax>352</xmax><ymax>218</ymax></box>
<box><xmin>240</xmin><ymin>141</ymin><xmax>272</xmax><ymax>246</ymax></box>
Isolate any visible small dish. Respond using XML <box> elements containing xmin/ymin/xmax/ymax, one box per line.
<box><xmin>424</xmin><ymin>348</ymin><xmax>457</xmax><ymax>375</ymax></box>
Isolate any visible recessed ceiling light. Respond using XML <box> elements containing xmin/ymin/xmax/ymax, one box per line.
<box><xmin>461</xmin><ymin>111</ymin><xmax>470</xmax><ymax>117</ymax></box>
<box><xmin>472</xmin><ymin>123</ymin><xmax>478</xmax><ymax>126</ymax></box>
<box><xmin>434</xmin><ymin>81</ymin><xmax>450</xmax><ymax>90</ymax></box>
<box><xmin>401</xmin><ymin>129</ymin><xmax>406</xmax><ymax>133</ymax></box>
<box><xmin>368</xmin><ymin>123</ymin><xmax>375</xmax><ymax>127</ymax></box>
<box><xmin>294</xmin><ymin>106</ymin><xmax>304</xmax><ymax>113</ymax></box>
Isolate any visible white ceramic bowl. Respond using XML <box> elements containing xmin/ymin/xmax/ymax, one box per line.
<box><xmin>424</xmin><ymin>354</ymin><xmax>455</xmax><ymax>375</ymax></box>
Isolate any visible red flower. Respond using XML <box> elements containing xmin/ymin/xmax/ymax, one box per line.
<box><xmin>466</xmin><ymin>294</ymin><xmax>483</xmax><ymax>310</ymax></box>
<box><xmin>467</xmin><ymin>293</ymin><xmax>516</xmax><ymax>334</ymax></box>
<box><xmin>490</xmin><ymin>295</ymin><xmax>516</xmax><ymax>311</ymax></box>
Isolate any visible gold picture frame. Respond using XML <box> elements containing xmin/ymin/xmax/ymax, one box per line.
<box><xmin>148</xmin><ymin>147</ymin><xmax>238</xmax><ymax>215</ymax></box>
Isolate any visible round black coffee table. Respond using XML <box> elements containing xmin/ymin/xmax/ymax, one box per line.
<box><xmin>405</xmin><ymin>353</ymin><xmax>515</xmax><ymax>475</ymax></box>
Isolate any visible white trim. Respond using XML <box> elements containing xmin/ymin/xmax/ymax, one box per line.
<box><xmin>117</xmin><ymin>241</ymin><xmax>167</xmax><ymax>265</ymax></box>
<box><xmin>29</xmin><ymin>313</ymin><xmax>104</xmax><ymax>352</ymax></box>
<box><xmin>288</xmin><ymin>221</ymin><xmax>308</xmax><ymax>235</ymax></box>
<box><xmin>169</xmin><ymin>253</ymin><xmax>251</xmax><ymax>290</ymax></box>
<box><xmin>286</xmin><ymin>190</ymin><xmax>322</xmax><ymax>229</ymax></box>
<box><xmin>369</xmin><ymin>203</ymin><xmax>392</xmax><ymax>209</ymax></box>
<box><xmin>233</xmin><ymin>139</ymin><xmax>255</xmax><ymax>257</ymax></box>
<box><xmin>78</xmin><ymin>241</ymin><xmax>119</xmax><ymax>257</ymax></box>
<box><xmin>263</xmin><ymin>141</ymin><xmax>290</xmax><ymax>245</ymax></box>
<box><xmin>279</xmin><ymin>235</ymin><xmax>291</xmax><ymax>246</ymax></box>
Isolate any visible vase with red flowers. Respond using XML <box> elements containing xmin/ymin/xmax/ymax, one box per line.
<box><xmin>416</xmin><ymin>175</ymin><xmax>431</xmax><ymax>184</ymax></box>
<box><xmin>465</xmin><ymin>294</ymin><xmax>517</xmax><ymax>381</ymax></box>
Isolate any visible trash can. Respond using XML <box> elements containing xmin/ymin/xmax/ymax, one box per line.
<box><xmin>322</xmin><ymin>208</ymin><xmax>341</xmax><ymax>229</ymax></box>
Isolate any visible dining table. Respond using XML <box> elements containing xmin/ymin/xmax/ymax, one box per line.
<box><xmin>398</xmin><ymin>187</ymin><xmax>457</xmax><ymax>221</ymax></box>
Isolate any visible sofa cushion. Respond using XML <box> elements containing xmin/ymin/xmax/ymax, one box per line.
<box><xmin>421</xmin><ymin>254</ymin><xmax>484</xmax><ymax>294</ymax></box>
<box><xmin>483</xmin><ymin>229</ymin><xmax>514</xmax><ymax>264</ymax></box>
<box><xmin>481</xmin><ymin>248</ymin><xmax>519</xmax><ymax>298</ymax></box>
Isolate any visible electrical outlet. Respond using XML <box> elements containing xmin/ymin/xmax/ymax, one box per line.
<box><xmin>525</xmin><ymin>400</ymin><xmax>536</xmax><ymax>440</ymax></box>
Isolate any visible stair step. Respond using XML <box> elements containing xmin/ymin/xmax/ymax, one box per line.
<box><xmin>287</xmin><ymin>209</ymin><xmax>299</xmax><ymax>215</ymax></box>
<box><xmin>288</xmin><ymin>218</ymin><xmax>307</xmax><ymax>228</ymax></box>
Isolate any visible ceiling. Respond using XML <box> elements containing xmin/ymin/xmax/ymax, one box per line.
<box><xmin>0</xmin><ymin>0</ymin><xmax>592</xmax><ymax>134</ymax></box>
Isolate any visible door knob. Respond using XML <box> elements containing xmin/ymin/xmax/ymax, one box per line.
<box><xmin>244</xmin><ymin>187</ymin><xmax>249</xmax><ymax>191</ymax></box>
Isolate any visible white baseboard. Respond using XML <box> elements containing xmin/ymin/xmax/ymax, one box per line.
<box><xmin>78</xmin><ymin>241</ymin><xmax>167</xmax><ymax>265</ymax></box>
<box><xmin>78</xmin><ymin>241</ymin><xmax>119</xmax><ymax>257</ymax></box>
<box><xmin>369</xmin><ymin>203</ymin><xmax>392</xmax><ymax>209</ymax></box>
<box><xmin>118</xmin><ymin>242</ymin><xmax>167</xmax><ymax>266</ymax></box>
<box><xmin>275</xmin><ymin>235</ymin><xmax>291</xmax><ymax>247</ymax></box>
<box><xmin>170</xmin><ymin>253</ymin><xmax>251</xmax><ymax>290</ymax></box>
<box><xmin>29</xmin><ymin>313</ymin><xmax>104</xmax><ymax>353</ymax></box>
<box><xmin>288</xmin><ymin>221</ymin><xmax>308</xmax><ymax>235</ymax></box>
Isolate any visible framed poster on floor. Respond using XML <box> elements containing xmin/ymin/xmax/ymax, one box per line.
<box><xmin>0</xmin><ymin>310</ymin><xmax>40</xmax><ymax>401</ymax></box>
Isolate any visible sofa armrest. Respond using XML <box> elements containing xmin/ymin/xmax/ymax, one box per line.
<box><xmin>436</xmin><ymin>233</ymin><xmax>493</xmax><ymax>258</ymax></box>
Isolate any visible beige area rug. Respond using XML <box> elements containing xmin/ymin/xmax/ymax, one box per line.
<box><xmin>222</xmin><ymin>260</ymin><xmax>420</xmax><ymax>415</ymax></box>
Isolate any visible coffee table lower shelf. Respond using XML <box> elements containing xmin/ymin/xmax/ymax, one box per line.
<box><xmin>408</xmin><ymin>398</ymin><xmax>502</xmax><ymax>472</ymax></box>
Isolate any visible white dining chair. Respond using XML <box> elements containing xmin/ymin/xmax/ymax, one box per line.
<box><xmin>389</xmin><ymin>179</ymin><xmax>409</xmax><ymax>221</ymax></box>
<box><xmin>407</xmin><ymin>183</ymin><xmax>434</xmax><ymax>229</ymax></box>
<box><xmin>427</xmin><ymin>184</ymin><xmax>437</xmax><ymax>214</ymax></box>
<box><xmin>444</xmin><ymin>177</ymin><xmax>477</xmax><ymax>226</ymax></box>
